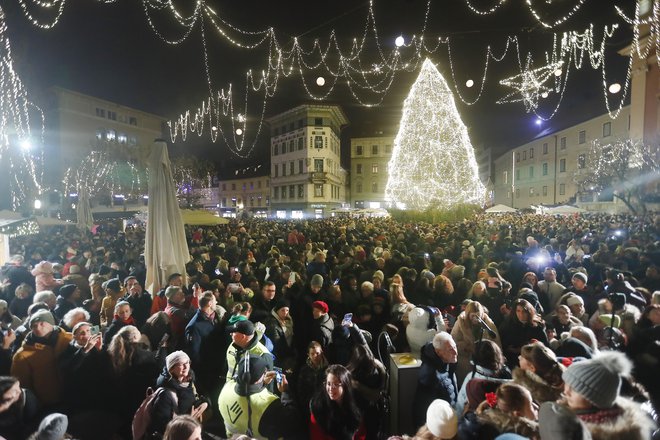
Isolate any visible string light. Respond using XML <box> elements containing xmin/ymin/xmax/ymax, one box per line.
<box><xmin>385</xmin><ymin>59</ymin><xmax>485</xmax><ymax>211</ymax></box>
<box><xmin>10</xmin><ymin>0</ymin><xmax>635</xmax><ymax>161</ymax></box>
<box><xmin>0</xmin><ymin>218</ymin><xmax>40</xmax><ymax>237</ymax></box>
<box><xmin>498</xmin><ymin>54</ymin><xmax>563</xmax><ymax>112</ymax></box>
<box><xmin>0</xmin><ymin>5</ymin><xmax>44</xmax><ymax>210</ymax></box>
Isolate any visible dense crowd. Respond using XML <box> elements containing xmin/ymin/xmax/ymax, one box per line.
<box><xmin>0</xmin><ymin>212</ymin><xmax>659</xmax><ymax>440</ymax></box>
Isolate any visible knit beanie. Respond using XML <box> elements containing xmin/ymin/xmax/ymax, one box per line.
<box><xmin>372</xmin><ymin>270</ymin><xmax>385</xmax><ymax>282</ymax></box>
<box><xmin>425</xmin><ymin>399</ymin><xmax>458</xmax><ymax>439</ymax></box>
<box><xmin>562</xmin><ymin>351</ymin><xmax>632</xmax><ymax>408</ymax></box>
<box><xmin>34</xmin><ymin>412</ymin><xmax>68</xmax><ymax>440</ymax></box>
<box><xmin>566</xmin><ymin>295</ymin><xmax>584</xmax><ymax>307</ymax></box>
<box><xmin>572</xmin><ymin>272</ymin><xmax>588</xmax><ymax>284</ymax></box>
<box><xmin>538</xmin><ymin>401</ymin><xmax>592</xmax><ymax>440</ymax></box>
<box><xmin>29</xmin><ymin>309</ymin><xmax>55</xmax><ymax>328</ymax></box>
<box><xmin>166</xmin><ymin>350</ymin><xmax>190</xmax><ymax>372</ymax></box>
<box><xmin>273</xmin><ymin>299</ymin><xmax>290</xmax><ymax>312</ymax></box>
<box><xmin>310</xmin><ymin>274</ymin><xmax>324</xmax><ymax>287</ymax></box>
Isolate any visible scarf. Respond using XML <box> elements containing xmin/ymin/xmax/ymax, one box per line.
<box><xmin>114</xmin><ymin>315</ymin><xmax>136</xmax><ymax>326</ymax></box>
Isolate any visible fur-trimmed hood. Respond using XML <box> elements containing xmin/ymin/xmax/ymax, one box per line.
<box><xmin>478</xmin><ymin>407</ymin><xmax>539</xmax><ymax>439</ymax></box>
<box><xmin>575</xmin><ymin>396</ymin><xmax>655</xmax><ymax>440</ymax></box>
<box><xmin>512</xmin><ymin>367</ymin><xmax>562</xmax><ymax>404</ymax></box>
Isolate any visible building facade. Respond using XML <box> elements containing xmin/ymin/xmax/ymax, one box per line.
<box><xmin>268</xmin><ymin>104</ymin><xmax>349</xmax><ymax>218</ymax></box>
<box><xmin>42</xmin><ymin>87</ymin><xmax>166</xmax><ymax>186</ymax></box>
<box><xmin>216</xmin><ymin>174</ymin><xmax>270</xmax><ymax>217</ymax></box>
<box><xmin>492</xmin><ymin>107</ymin><xmax>631</xmax><ymax>209</ymax></box>
<box><xmin>350</xmin><ymin>135</ymin><xmax>394</xmax><ymax>208</ymax></box>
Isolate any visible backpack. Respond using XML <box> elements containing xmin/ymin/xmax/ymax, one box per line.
<box><xmin>132</xmin><ymin>387</ymin><xmax>178</xmax><ymax>440</ymax></box>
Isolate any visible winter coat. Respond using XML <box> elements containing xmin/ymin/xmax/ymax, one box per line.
<box><xmin>122</xmin><ymin>291</ymin><xmax>152</xmax><ymax>327</ymax></box>
<box><xmin>0</xmin><ymin>387</ymin><xmax>39</xmax><ymax>440</ymax></box>
<box><xmin>311</xmin><ymin>313</ymin><xmax>334</xmax><ymax>349</ymax></box>
<box><xmin>53</xmin><ymin>296</ymin><xmax>76</xmax><ymax>321</ymax></box>
<box><xmin>164</xmin><ymin>300</ymin><xmax>197</xmax><ymax>350</ymax></box>
<box><xmin>225</xmin><ymin>333</ymin><xmax>274</xmax><ymax>382</ymax></box>
<box><xmin>574</xmin><ymin>397</ymin><xmax>655</xmax><ymax>440</ymax></box>
<box><xmin>413</xmin><ymin>341</ymin><xmax>458</xmax><ymax>429</ymax></box>
<box><xmin>149</xmin><ymin>370</ymin><xmax>197</xmax><ymax>435</ymax></box>
<box><xmin>451</xmin><ymin>312</ymin><xmax>501</xmax><ymax>386</ymax></box>
<box><xmin>406</xmin><ymin>307</ymin><xmax>446</xmax><ymax>357</ymax></box>
<box><xmin>185</xmin><ymin>308</ymin><xmax>225</xmax><ymax>371</ymax></box>
<box><xmin>458</xmin><ymin>407</ymin><xmax>539</xmax><ymax>440</ymax></box>
<box><xmin>455</xmin><ymin>365</ymin><xmax>511</xmax><ymax>414</ymax></box>
<box><xmin>499</xmin><ymin>317</ymin><xmax>549</xmax><ymax>367</ymax></box>
<box><xmin>512</xmin><ymin>367</ymin><xmax>562</xmax><ymax>404</ymax></box>
<box><xmin>265</xmin><ymin>309</ymin><xmax>296</xmax><ymax>370</ymax></box>
<box><xmin>10</xmin><ymin>327</ymin><xmax>72</xmax><ymax>405</ymax></box>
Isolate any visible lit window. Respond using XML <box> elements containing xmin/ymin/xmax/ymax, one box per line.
<box><xmin>372</xmin><ymin>164</ymin><xmax>378</xmax><ymax>174</ymax></box>
<box><xmin>117</xmin><ymin>133</ymin><xmax>127</xmax><ymax>144</ymax></box>
<box><xmin>314</xmin><ymin>184</ymin><xmax>323</xmax><ymax>197</ymax></box>
<box><xmin>106</xmin><ymin>129</ymin><xmax>116</xmax><ymax>141</ymax></box>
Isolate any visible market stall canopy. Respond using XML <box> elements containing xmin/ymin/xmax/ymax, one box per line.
<box><xmin>484</xmin><ymin>204</ymin><xmax>518</xmax><ymax>213</ymax></box>
<box><xmin>180</xmin><ymin>209</ymin><xmax>229</xmax><ymax>225</ymax></box>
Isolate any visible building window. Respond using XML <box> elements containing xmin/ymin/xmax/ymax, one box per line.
<box><xmin>250</xmin><ymin>182</ymin><xmax>254</xmax><ymax>190</ymax></box>
<box><xmin>273</xmin><ymin>144</ymin><xmax>278</xmax><ymax>156</ymax></box>
<box><xmin>523</xmin><ymin>150</ymin><xmax>527</xmax><ymax>160</ymax></box>
<box><xmin>273</xmin><ymin>187</ymin><xmax>279</xmax><ymax>199</ymax></box>
<box><xmin>516</xmin><ymin>152</ymin><xmax>520</xmax><ymax>162</ymax></box>
<box><xmin>314</xmin><ymin>159</ymin><xmax>324</xmax><ymax>172</ymax></box>
<box><xmin>559</xmin><ymin>183</ymin><xmax>565</xmax><ymax>195</ymax></box>
<box><xmin>371</xmin><ymin>181</ymin><xmax>378</xmax><ymax>193</ymax></box>
<box><xmin>274</xmin><ymin>164</ymin><xmax>278</xmax><ymax>177</ymax></box>
<box><xmin>372</xmin><ymin>145</ymin><xmax>378</xmax><ymax>155</ymax></box>
<box><xmin>314</xmin><ymin>117</ymin><xmax>323</xmax><ymax>126</ymax></box>
<box><xmin>289</xmin><ymin>162</ymin><xmax>294</xmax><ymax>175</ymax></box>
<box><xmin>298</xmin><ymin>184</ymin><xmax>304</xmax><ymax>198</ymax></box>
<box><xmin>108</xmin><ymin>111</ymin><xmax>117</xmax><ymax>121</ymax></box>
<box><xmin>560</xmin><ymin>137</ymin><xmax>566</xmax><ymax>149</ymax></box>
<box><xmin>356</xmin><ymin>164</ymin><xmax>362</xmax><ymax>174</ymax></box>
<box><xmin>118</xmin><ymin>133</ymin><xmax>127</xmax><ymax>144</ymax></box>
<box><xmin>298</xmin><ymin>159</ymin><xmax>304</xmax><ymax>174</ymax></box>
<box><xmin>603</xmin><ymin>122</ymin><xmax>611</xmax><ymax>137</ymax></box>
<box><xmin>559</xmin><ymin>158</ymin><xmax>566</xmax><ymax>172</ymax></box>
<box><xmin>516</xmin><ymin>188</ymin><xmax>520</xmax><ymax>198</ymax></box>
<box><xmin>129</xmin><ymin>136</ymin><xmax>137</xmax><ymax>146</ymax></box>
<box><xmin>542</xmin><ymin>186</ymin><xmax>548</xmax><ymax>196</ymax></box>
<box><xmin>372</xmin><ymin>164</ymin><xmax>378</xmax><ymax>174</ymax></box>
<box><xmin>356</xmin><ymin>182</ymin><xmax>362</xmax><ymax>193</ymax></box>
<box><xmin>577</xmin><ymin>154</ymin><xmax>586</xmax><ymax>169</ymax></box>
<box><xmin>222</xmin><ymin>197</ymin><xmax>227</xmax><ymax>207</ymax></box>
<box><xmin>503</xmin><ymin>171</ymin><xmax>508</xmax><ymax>184</ymax></box>
<box><xmin>298</xmin><ymin>138</ymin><xmax>304</xmax><ymax>150</ymax></box>
<box><xmin>222</xmin><ymin>184</ymin><xmax>226</xmax><ymax>191</ymax></box>
<box><xmin>289</xmin><ymin>185</ymin><xmax>295</xmax><ymax>198</ymax></box>
<box><xmin>356</xmin><ymin>145</ymin><xmax>363</xmax><ymax>155</ymax></box>
<box><xmin>242</xmin><ymin>183</ymin><xmax>246</xmax><ymax>190</ymax></box>
<box><xmin>529</xmin><ymin>148</ymin><xmax>534</xmax><ymax>159</ymax></box>
<box><xmin>282</xmin><ymin>163</ymin><xmax>286</xmax><ymax>176</ymax></box>
<box><xmin>529</xmin><ymin>187</ymin><xmax>534</xmax><ymax>196</ymax></box>
<box><xmin>578</xmin><ymin>130</ymin><xmax>586</xmax><ymax>144</ymax></box>
<box><xmin>106</xmin><ymin>129</ymin><xmax>116</xmax><ymax>142</ymax></box>
<box><xmin>529</xmin><ymin>166</ymin><xmax>534</xmax><ymax>178</ymax></box>
<box><xmin>231</xmin><ymin>183</ymin><xmax>236</xmax><ymax>190</ymax></box>
<box><xmin>129</xmin><ymin>116</ymin><xmax>137</xmax><ymax>126</ymax></box>
<box><xmin>95</xmin><ymin>108</ymin><xmax>105</xmax><ymax>118</ymax></box>
<box><xmin>516</xmin><ymin>169</ymin><xmax>520</xmax><ymax>180</ymax></box>
<box><xmin>314</xmin><ymin>184</ymin><xmax>323</xmax><ymax>197</ymax></box>
<box><xmin>289</xmin><ymin>141</ymin><xmax>294</xmax><ymax>153</ymax></box>
<box><xmin>542</xmin><ymin>162</ymin><xmax>548</xmax><ymax>176</ymax></box>
<box><xmin>385</xmin><ymin>144</ymin><xmax>391</xmax><ymax>154</ymax></box>
<box><xmin>95</xmin><ymin>129</ymin><xmax>104</xmax><ymax>140</ymax></box>
<box><xmin>314</xmin><ymin>136</ymin><xmax>323</xmax><ymax>149</ymax></box>
<box><xmin>543</xmin><ymin>142</ymin><xmax>548</xmax><ymax>154</ymax></box>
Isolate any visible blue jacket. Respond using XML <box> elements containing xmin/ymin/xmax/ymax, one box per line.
<box><xmin>413</xmin><ymin>341</ymin><xmax>458</xmax><ymax>429</ymax></box>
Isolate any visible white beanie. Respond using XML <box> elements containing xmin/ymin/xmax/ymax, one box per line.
<box><xmin>166</xmin><ymin>350</ymin><xmax>190</xmax><ymax>372</ymax></box>
<box><xmin>426</xmin><ymin>399</ymin><xmax>458</xmax><ymax>439</ymax></box>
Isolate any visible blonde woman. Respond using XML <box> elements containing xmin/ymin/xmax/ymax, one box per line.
<box><xmin>451</xmin><ymin>301</ymin><xmax>501</xmax><ymax>385</ymax></box>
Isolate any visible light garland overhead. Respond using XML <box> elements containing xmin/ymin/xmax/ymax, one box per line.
<box><xmin>385</xmin><ymin>59</ymin><xmax>485</xmax><ymax>211</ymax></box>
<box><xmin>0</xmin><ymin>4</ymin><xmax>44</xmax><ymax>210</ymax></box>
<box><xmin>498</xmin><ymin>54</ymin><xmax>563</xmax><ymax>111</ymax></box>
<box><xmin>10</xmin><ymin>0</ymin><xmax>638</xmax><ymax>160</ymax></box>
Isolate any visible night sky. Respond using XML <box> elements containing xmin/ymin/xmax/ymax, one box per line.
<box><xmin>3</xmin><ymin>0</ymin><xmax>635</xmax><ymax>174</ymax></box>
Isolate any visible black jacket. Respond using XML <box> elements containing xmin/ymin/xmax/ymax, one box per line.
<box><xmin>413</xmin><ymin>342</ymin><xmax>458</xmax><ymax>429</ymax></box>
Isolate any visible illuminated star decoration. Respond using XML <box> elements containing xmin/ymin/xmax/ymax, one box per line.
<box><xmin>498</xmin><ymin>54</ymin><xmax>563</xmax><ymax>112</ymax></box>
<box><xmin>385</xmin><ymin>59</ymin><xmax>486</xmax><ymax>211</ymax></box>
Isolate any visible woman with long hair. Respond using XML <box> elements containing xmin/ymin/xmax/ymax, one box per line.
<box><xmin>390</xmin><ymin>283</ymin><xmax>414</xmax><ymax>322</ymax></box>
<box><xmin>163</xmin><ymin>415</ymin><xmax>202</xmax><ymax>440</ymax></box>
<box><xmin>499</xmin><ymin>299</ymin><xmax>548</xmax><ymax>367</ymax></box>
<box><xmin>513</xmin><ymin>342</ymin><xmax>565</xmax><ymax>404</ymax></box>
<box><xmin>347</xmin><ymin>345</ymin><xmax>386</xmax><ymax>440</ymax></box>
<box><xmin>310</xmin><ymin>364</ymin><xmax>365</xmax><ymax>440</ymax></box>
<box><xmin>140</xmin><ymin>311</ymin><xmax>172</xmax><ymax>351</ymax></box>
<box><xmin>451</xmin><ymin>301</ymin><xmax>502</xmax><ymax>386</ymax></box>
<box><xmin>107</xmin><ymin>325</ymin><xmax>162</xmax><ymax>435</ymax></box>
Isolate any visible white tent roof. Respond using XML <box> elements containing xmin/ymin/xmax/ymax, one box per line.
<box><xmin>484</xmin><ymin>204</ymin><xmax>518</xmax><ymax>213</ymax></box>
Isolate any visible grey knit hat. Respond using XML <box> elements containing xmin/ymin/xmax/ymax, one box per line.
<box><xmin>34</xmin><ymin>412</ymin><xmax>68</xmax><ymax>440</ymax></box>
<box><xmin>562</xmin><ymin>351</ymin><xmax>632</xmax><ymax>408</ymax></box>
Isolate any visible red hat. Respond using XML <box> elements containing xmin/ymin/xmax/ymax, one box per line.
<box><xmin>311</xmin><ymin>301</ymin><xmax>329</xmax><ymax>314</ymax></box>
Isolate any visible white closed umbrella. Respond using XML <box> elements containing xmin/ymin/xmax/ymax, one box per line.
<box><xmin>144</xmin><ymin>140</ymin><xmax>190</xmax><ymax>294</ymax></box>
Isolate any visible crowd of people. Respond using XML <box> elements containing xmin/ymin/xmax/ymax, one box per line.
<box><xmin>0</xmin><ymin>211</ymin><xmax>658</xmax><ymax>440</ymax></box>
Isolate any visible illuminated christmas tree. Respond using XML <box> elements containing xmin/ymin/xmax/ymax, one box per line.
<box><xmin>385</xmin><ymin>59</ymin><xmax>485</xmax><ymax>211</ymax></box>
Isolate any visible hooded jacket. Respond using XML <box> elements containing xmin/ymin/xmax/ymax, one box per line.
<box><xmin>512</xmin><ymin>367</ymin><xmax>563</xmax><ymax>404</ymax></box>
<box><xmin>574</xmin><ymin>397</ymin><xmax>655</xmax><ymax>440</ymax></box>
